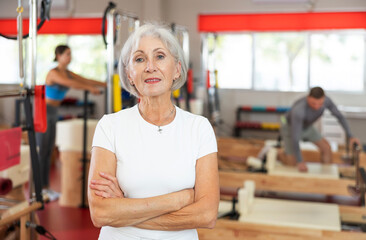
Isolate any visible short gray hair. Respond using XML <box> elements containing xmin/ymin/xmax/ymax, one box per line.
<box><xmin>118</xmin><ymin>23</ymin><xmax>188</xmax><ymax>97</ymax></box>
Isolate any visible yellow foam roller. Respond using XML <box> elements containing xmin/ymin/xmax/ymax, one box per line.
<box><xmin>113</xmin><ymin>74</ymin><xmax>122</xmax><ymax>112</ymax></box>
<box><xmin>261</xmin><ymin>122</ymin><xmax>280</xmax><ymax>130</ymax></box>
<box><xmin>172</xmin><ymin>89</ymin><xmax>180</xmax><ymax>98</ymax></box>
<box><xmin>214</xmin><ymin>69</ymin><xmax>219</xmax><ymax>88</ymax></box>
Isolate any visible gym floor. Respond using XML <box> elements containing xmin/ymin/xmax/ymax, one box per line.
<box><xmin>37</xmin><ymin>162</ymin><xmax>99</xmax><ymax>240</ymax></box>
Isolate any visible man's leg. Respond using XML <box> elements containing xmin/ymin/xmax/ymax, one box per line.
<box><xmin>277</xmin><ymin>149</ymin><xmax>297</xmax><ymax>166</ymax></box>
<box><xmin>278</xmin><ymin>120</ymin><xmax>299</xmax><ymax>167</ymax></box>
<box><xmin>277</xmin><ymin>150</ymin><xmax>307</xmax><ymax>171</ymax></box>
<box><xmin>313</xmin><ymin>138</ymin><xmax>332</xmax><ymax>163</ymax></box>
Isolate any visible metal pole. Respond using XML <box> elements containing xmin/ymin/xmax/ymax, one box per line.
<box><xmin>28</xmin><ymin>0</ymin><xmax>37</xmax><ymax>88</ymax></box>
<box><xmin>354</xmin><ymin>144</ymin><xmax>361</xmax><ymax>189</ymax></box>
<box><xmin>134</xmin><ymin>19</ymin><xmax>140</xmax><ymax>31</ymax></box>
<box><xmin>80</xmin><ymin>91</ymin><xmax>88</xmax><ymax>208</ymax></box>
<box><xmin>0</xmin><ymin>89</ymin><xmax>27</xmax><ymax>98</ymax></box>
<box><xmin>182</xmin><ymin>30</ymin><xmax>190</xmax><ymax>66</ymax></box>
<box><xmin>106</xmin><ymin>8</ymin><xmax>115</xmax><ymax>114</ymax></box>
<box><xmin>17</xmin><ymin>0</ymin><xmax>24</xmax><ymax>82</ymax></box>
<box><xmin>128</xmin><ymin>17</ymin><xmax>139</xmax><ymax>34</ymax></box>
<box><xmin>24</xmin><ymin>93</ymin><xmax>43</xmax><ymax>205</ymax></box>
<box><xmin>359</xmin><ymin>168</ymin><xmax>366</xmax><ymax>207</ymax></box>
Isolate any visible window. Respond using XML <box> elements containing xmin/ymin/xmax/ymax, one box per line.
<box><xmin>254</xmin><ymin>32</ymin><xmax>308</xmax><ymax>91</ymax></box>
<box><xmin>206</xmin><ymin>34</ymin><xmax>252</xmax><ymax>89</ymax></box>
<box><xmin>37</xmin><ymin>35</ymin><xmax>68</xmax><ymax>85</ymax></box>
<box><xmin>0</xmin><ymin>38</ymin><xmax>19</xmax><ymax>84</ymax></box>
<box><xmin>0</xmin><ymin>35</ymin><xmax>106</xmax><ymax>85</ymax></box>
<box><xmin>203</xmin><ymin>30</ymin><xmax>366</xmax><ymax>92</ymax></box>
<box><xmin>310</xmin><ymin>32</ymin><xmax>364</xmax><ymax>92</ymax></box>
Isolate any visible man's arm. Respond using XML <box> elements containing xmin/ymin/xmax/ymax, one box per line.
<box><xmin>326</xmin><ymin>97</ymin><xmax>352</xmax><ymax>138</ymax></box>
<box><xmin>290</xmin><ymin>111</ymin><xmax>304</xmax><ymax>163</ymax></box>
<box><xmin>326</xmin><ymin>98</ymin><xmax>362</xmax><ymax>148</ymax></box>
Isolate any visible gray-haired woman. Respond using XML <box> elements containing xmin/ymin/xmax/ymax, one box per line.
<box><xmin>88</xmin><ymin>23</ymin><xmax>219</xmax><ymax>239</ymax></box>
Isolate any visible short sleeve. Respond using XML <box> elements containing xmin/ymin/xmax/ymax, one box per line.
<box><xmin>197</xmin><ymin>118</ymin><xmax>217</xmax><ymax>159</ymax></box>
<box><xmin>92</xmin><ymin>115</ymin><xmax>115</xmax><ymax>153</ymax></box>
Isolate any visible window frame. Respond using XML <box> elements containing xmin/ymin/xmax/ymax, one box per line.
<box><xmin>201</xmin><ymin>29</ymin><xmax>366</xmax><ymax>94</ymax></box>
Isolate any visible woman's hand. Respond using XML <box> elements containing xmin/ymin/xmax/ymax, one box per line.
<box><xmin>89</xmin><ymin>172</ymin><xmax>124</xmax><ymax>199</ymax></box>
<box><xmin>89</xmin><ymin>86</ymin><xmax>102</xmax><ymax>95</ymax></box>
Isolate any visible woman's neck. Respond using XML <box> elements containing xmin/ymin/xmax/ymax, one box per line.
<box><xmin>138</xmin><ymin>96</ymin><xmax>175</xmax><ymax>125</ymax></box>
<box><xmin>57</xmin><ymin>64</ymin><xmax>67</xmax><ymax>71</ymax></box>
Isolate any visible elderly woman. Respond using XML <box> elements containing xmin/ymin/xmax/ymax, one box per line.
<box><xmin>88</xmin><ymin>24</ymin><xmax>219</xmax><ymax>239</ymax></box>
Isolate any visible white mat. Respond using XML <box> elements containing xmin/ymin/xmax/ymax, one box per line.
<box><xmin>265</xmin><ymin>139</ymin><xmax>338</xmax><ymax>152</ymax></box>
<box><xmin>239</xmin><ymin>198</ymin><xmax>341</xmax><ymax>231</ymax></box>
<box><xmin>269</xmin><ymin>162</ymin><xmax>339</xmax><ymax>179</ymax></box>
<box><xmin>56</xmin><ymin>119</ymin><xmax>98</xmax><ymax>152</ymax></box>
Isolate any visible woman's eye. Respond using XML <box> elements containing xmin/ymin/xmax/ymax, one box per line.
<box><xmin>135</xmin><ymin>57</ymin><xmax>144</xmax><ymax>63</ymax></box>
<box><xmin>157</xmin><ymin>54</ymin><xmax>165</xmax><ymax>60</ymax></box>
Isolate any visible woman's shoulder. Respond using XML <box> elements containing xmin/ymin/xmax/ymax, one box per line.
<box><xmin>46</xmin><ymin>68</ymin><xmax>67</xmax><ymax>82</ymax></box>
<box><xmin>48</xmin><ymin>67</ymin><xmax>74</xmax><ymax>76</ymax></box>
<box><xmin>177</xmin><ymin>107</ymin><xmax>210</xmax><ymax>126</ymax></box>
<box><xmin>100</xmin><ymin>105</ymin><xmax>138</xmax><ymax>124</ymax></box>
<box><xmin>48</xmin><ymin>67</ymin><xmax>63</xmax><ymax>75</ymax></box>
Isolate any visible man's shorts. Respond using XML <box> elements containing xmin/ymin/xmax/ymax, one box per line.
<box><xmin>280</xmin><ymin>116</ymin><xmax>322</xmax><ymax>155</ymax></box>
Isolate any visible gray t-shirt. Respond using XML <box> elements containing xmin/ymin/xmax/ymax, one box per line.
<box><xmin>285</xmin><ymin>96</ymin><xmax>352</xmax><ymax>162</ymax></box>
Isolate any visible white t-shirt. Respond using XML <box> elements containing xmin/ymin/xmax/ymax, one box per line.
<box><xmin>92</xmin><ymin>105</ymin><xmax>217</xmax><ymax>240</ymax></box>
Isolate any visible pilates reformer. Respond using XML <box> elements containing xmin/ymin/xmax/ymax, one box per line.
<box><xmin>0</xmin><ymin>0</ymin><xmax>55</xmax><ymax>239</ymax></box>
<box><xmin>202</xmin><ymin>33</ymin><xmax>221</xmax><ymax>127</ymax></box>
<box><xmin>102</xmin><ymin>1</ymin><xmax>140</xmax><ymax>114</ymax></box>
<box><xmin>171</xmin><ymin>23</ymin><xmax>193</xmax><ymax>111</ymax></box>
<box><xmin>218</xmin><ymin>137</ymin><xmax>364</xmax><ymax>197</ymax></box>
<box><xmin>198</xmin><ymin>178</ymin><xmax>366</xmax><ymax>240</ymax></box>
<box><xmin>212</xmin><ymin>138</ymin><xmax>366</xmax><ymax>238</ymax></box>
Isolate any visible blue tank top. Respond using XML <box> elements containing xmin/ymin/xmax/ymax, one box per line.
<box><xmin>45</xmin><ymin>68</ymin><xmax>71</xmax><ymax>101</ymax></box>
<box><xmin>45</xmin><ymin>84</ymin><xmax>69</xmax><ymax>101</ymax></box>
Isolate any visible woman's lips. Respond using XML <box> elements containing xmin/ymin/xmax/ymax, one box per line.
<box><xmin>144</xmin><ymin>78</ymin><xmax>161</xmax><ymax>83</ymax></box>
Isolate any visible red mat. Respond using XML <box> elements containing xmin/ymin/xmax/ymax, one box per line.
<box><xmin>0</xmin><ymin>127</ymin><xmax>21</xmax><ymax>171</ymax></box>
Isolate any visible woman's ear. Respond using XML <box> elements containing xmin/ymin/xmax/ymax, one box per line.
<box><xmin>125</xmin><ymin>68</ymin><xmax>136</xmax><ymax>86</ymax></box>
<box><xmin>174</xmin><ymin>61</ymin><xmax>182</xmax><ymax>80</ymax></box>
<box><xmin>125</xmin><ymin>68</ymin><xmax>132</xmax><ymax>82</ymax></box>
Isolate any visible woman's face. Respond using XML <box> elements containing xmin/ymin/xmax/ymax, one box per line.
<box><xmin>127</xmin><ymin>36</ymin><xmax>181</xmax><ymax>98</ymax></box>
<box><xmin>57</xmin><ymin>48</ymin><xmax>72</xmax><ymax>65</ymax></box>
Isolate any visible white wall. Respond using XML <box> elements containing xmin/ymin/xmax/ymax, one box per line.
<box><xmin>1</xmin><ymin>0</ymin><xmax>366</xmax><ymax>142</ymax></box>
<box><xmin>0</xmin><ymin>0</ymin><xmax>143</xmax><ymax>18</ymax></box>
<box><xmin>0</xmin><ymin>0</ymin><xmax>151</xmax><ymax>124</ymax></box>
<box><xmin>161</xmin><ymin>0</ymin><xmax>366</xmax><ymax>142</ymax></box>
<box><xmin>161</xmin><ymin>0</ymin><xmax>366</xmax><ymax>83</ymax></box>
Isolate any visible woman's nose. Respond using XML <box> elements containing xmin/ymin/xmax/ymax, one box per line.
<box><xmin>145</xmin><ymin>60</ymin><xmax>157</xmax><ymax>72</ymax></box>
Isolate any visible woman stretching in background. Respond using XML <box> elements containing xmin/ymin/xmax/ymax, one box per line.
<box><xmin>36</xmin><ymin>45</ymin><xmax>105</xmax><ymax>200</ymax></box>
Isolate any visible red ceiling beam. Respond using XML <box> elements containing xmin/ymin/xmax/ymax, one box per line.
<box><xmin>198</xmin><ymin>12</ymin><xmax>366</xmax><ymax>32</ymax></box>
<box><xmin>0</xmin><ymin>18</ymin><xmax>103</xmax><ymax>35</ymax></box>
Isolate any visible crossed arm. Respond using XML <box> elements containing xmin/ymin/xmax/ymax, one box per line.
<box><xmin>88</xmin><ymin>146</ymin><xmax>219</xmax><ymax>230</ymax></box>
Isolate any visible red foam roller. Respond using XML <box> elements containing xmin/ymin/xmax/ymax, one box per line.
<box><xmin>0</xmin><ymin>178</ymin><xmax>13</xmax><ymax>195</ymax></box>
<box><xmin>241</xmin><ymin>106</ymin><xmax>252</xmax><ymax>111</ymax></box>
<box><xmin>206</xmin><ymin>70</ymin><xmax>211</xmax><ymax>89</ymax></box>
<box><xmin>187</xmin><ymin>69</ymin><xmax>193</xmax><ymax>94</ymax></box>
<box><xmin>266</xmin><ymin>106</ymin><xmax>276</xmax><ymax>112</ymax></box>
<box><xmin>34</xmin><ymin>85</ymin><xmax>47</xmax><ymax>133</ymax></box>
